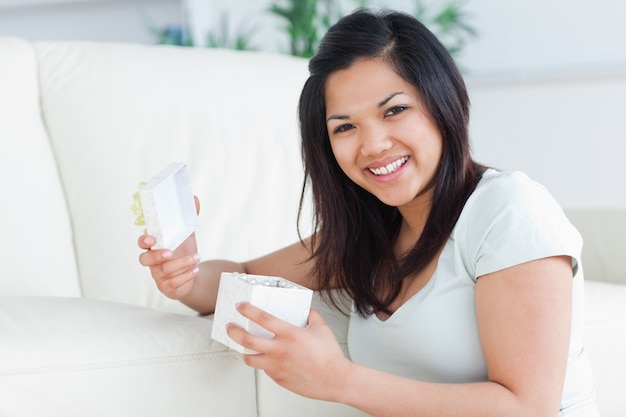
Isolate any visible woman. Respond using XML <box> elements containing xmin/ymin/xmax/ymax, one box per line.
<box><xmin>139</xmin><ymin>9</ymin><xmax>598</xmax><ymax>417</ymax></box>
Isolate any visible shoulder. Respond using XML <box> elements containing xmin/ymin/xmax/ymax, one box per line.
<box><xmin>453</xmin><ymin>169</ymin><xmax>582</xmax><ymax>278</ymax></box>
<box><xmin>470</xmin><ymin>169</ymin><xmax>557</xmax><ymax>213</ymax></box>
<box><xmin>461</xmin><ymin>169</ymin><xmax>569</xmax><ymax>233</ymax></box>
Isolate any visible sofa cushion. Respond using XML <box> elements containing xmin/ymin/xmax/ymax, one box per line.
<box><xmin>0</xmin><ymin>38</ymin><xmax>80</xmax><ymax>297</ymax></box>
<box><xmin>0</xmin><ymin>296</ymin><xmax>256</xmax><ymax>417</ymax></box>
<box><xmin>566</xmin><ymin>207</ymin><xmax>626</xmax><ymax>286</ymax></box>
<box><xmin>583</xmin><ymin>280</ymin><xmax>626</xmax><ymax>417</ymax></box>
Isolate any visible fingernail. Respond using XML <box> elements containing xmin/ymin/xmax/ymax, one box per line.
<box><xmin>192</xmin><ymin>253</ymin><xmax>201</xmax><ymax>262</ymax></box>
<box><xmin>235</xmin><ymin>302</ymin><xmax>242</xmax><ymax>310</ymax></box>
<box><xmin>162</xmin><ymin>250</ymin><xmax>173</xmax><ymax>259</ymax></box>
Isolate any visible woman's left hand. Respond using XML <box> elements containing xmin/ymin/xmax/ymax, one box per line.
<box><xmin>226</xmin><ymin>302</ymin><xmax>352</xmax><ymax>401</ymax></box>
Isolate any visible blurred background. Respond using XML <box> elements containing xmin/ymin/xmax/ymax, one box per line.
<box><xmin>1</xmin><ymin>0</ymin><xmax>625</xmax><ymax>206</ymax></box>
<box><xmin>2</xmin><ymin>0</ymin><xmax>625</xmax><ymax>79</ymax></box>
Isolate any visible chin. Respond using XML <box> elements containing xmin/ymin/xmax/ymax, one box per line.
<box><xmin>377</xmin><ymin>195</ymin><xmax>414</xmax><ymax>208</ymax></box>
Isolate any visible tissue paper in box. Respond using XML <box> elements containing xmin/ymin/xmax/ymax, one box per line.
<box><xmin>139</xmin><ymin>162</ymin><xmax>198</xmax><ymax>250</ymax></box>
<box><xmin>211</xmin><ymin>272</ymin><xmax>313</xmax><ymax>354</ymax></box>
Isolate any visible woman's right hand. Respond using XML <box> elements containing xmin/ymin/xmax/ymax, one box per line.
<box><xmin>138</xmin><ymin>196</ymin><xmax>202</xmax><ymax>301</ymax></box>
<box><xmin>138</xmin><ymin>232</ymin><xmax>201</xmax><ymax>301</ymax></box>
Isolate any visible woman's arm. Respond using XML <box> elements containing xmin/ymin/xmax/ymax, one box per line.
<box><xmin>229</xmin><ymin>255</ymin><xmax>572</xmax><ymax>417</ymax></box>
<box><xmin>139</xmin><ymin>234</ymin><xmax>316</xmax><ymax>315</ymax></box>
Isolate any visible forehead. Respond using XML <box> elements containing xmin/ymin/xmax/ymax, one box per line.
<box><xmin>324</xmin><ymin>58</ymin><xmax>418</xmax><ymax>111</ymax></box>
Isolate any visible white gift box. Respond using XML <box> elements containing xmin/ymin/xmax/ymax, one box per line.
<box><xmin>211</xmin><ymin>272</ymin><xmax>313</xmax><ymax>354</ymax></box>
<box><xmin>139</xmin><ymin>162</ymin><xmax>199</xmax><ymax>250</ymax></box>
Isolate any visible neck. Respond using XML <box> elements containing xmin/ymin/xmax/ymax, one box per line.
<box><xmin>395</xmin><ymin>189</ymin><xmax>433</xmax><ymax>257</ymax></box>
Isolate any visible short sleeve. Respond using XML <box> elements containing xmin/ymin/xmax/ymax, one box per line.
<box><xmin>460</xmin><ymin>171</ymin><xmax>582</xmax><ymax>280</ymax></box>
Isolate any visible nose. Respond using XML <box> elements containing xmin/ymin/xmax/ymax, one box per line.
<box><xmin>360</xmin><ymin>124</ymin><xmax>393</xmax><ymax>156</ymax></box>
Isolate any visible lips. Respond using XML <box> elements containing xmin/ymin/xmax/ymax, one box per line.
<box><xmin>367</xmin><ymin>156</ymin><xmax>409</xmax><ymax>176</ymax></box>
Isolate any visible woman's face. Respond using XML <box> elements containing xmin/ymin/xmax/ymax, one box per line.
<box><xmin>324</xmin><ymin>58</ymin><xmax>443</xmax><ymax>210</ymax></box>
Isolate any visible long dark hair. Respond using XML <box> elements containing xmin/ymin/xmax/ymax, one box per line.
<box><xmin>298</xmin><ymin>9</ymin><xmax>485</xmax><ymax>316</ymax></box>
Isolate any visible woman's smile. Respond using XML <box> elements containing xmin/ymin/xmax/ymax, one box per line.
<box><xmin>367</xmin><ymin>155</ymin><xmax>410</xmax><ymax>177</ymax></box>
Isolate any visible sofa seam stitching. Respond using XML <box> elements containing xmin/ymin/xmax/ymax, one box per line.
<box><xmin>0</xmin><ymin>350</ymin><xmax>241</xmax><ymax>376</ymax></box>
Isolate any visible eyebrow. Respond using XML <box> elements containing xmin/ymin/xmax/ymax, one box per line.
<box><xmin>326</xmin><ymin>91</ymin><xmax>405</xmax><ymax>122</ymax></box>
<box><xmin>378</xmin><ymin>91</ymin><xmax>404</xmax><ymax>107</ymax></box>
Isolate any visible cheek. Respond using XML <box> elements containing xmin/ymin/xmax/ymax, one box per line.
<box><xmin>329</xmin><ymin>140</ymin><xmax>355</xmax><ymax>175</ymax></box>
<box><xmin>329</xmin><ymin>133</ymin><xmax>376</xmax><ymax>189</ymax></box>
<box><xmin>432</xmin><ymin>137</ymin><xmax>444</xmax><ymax>167</ymax></box>
<box><xmin>330</xmin><ymin>138</ymin><xmax>360</xmax><ymax>181</ymax></box>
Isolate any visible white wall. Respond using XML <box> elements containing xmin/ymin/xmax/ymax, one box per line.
<box><xmin>459</xmin><ymin>0</ymin><xmax>626</xmax><ymax>207</ymax></box>
<box><xmin>1</xmin><ymin>0</ymin><xmax>624</xmax><ymax>206</ymax></box>
<box><xmin>0</xmin><ymin>0</ymin><xmax>182</xmax><ymax>44</ymax></box>
<box><xmin>460</xmin><ymin>0</ymin><xmax>626</xmax><ymax>77</ymax></box>
<box><xmin>468</xmin><ymin>72</ymin><xmax>626</xmax><ymax>207</ymax></box>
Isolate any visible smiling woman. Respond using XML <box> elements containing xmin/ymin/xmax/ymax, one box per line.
<box><xmin>137</xmin><ymin>8</ymin><xmax>599</xmax><ymax>417</ymax></box>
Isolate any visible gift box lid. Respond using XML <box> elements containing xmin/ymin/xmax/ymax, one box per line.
<box><xmin>139</xmin><ymin>162</ymin><xmax>199</xmax><ymax>250</ymax></box>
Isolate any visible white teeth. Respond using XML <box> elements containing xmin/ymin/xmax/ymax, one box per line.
<box><xmin>368</xmin><ymin>156</ymin><xmax>408</xmax><ymax>176</ymax></box>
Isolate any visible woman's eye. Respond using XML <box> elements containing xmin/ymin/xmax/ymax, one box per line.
<box><xmin>384</xmin><ymin>105</ymin><xmax>408</xmax><ymax>117</ymax></box>
<box><xmin>333</xmin><ymin>123</ymin><xmax>354</xmax><ymax>134</ymax></box>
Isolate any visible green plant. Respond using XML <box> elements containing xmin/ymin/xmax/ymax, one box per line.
<box><xmin>268</xmin><ymin>0</ymin><xmax>341</xmax><ymax>58</ymax></box>
<box><xmin>142</xmin><ymin>10</ymin><xmax>256</xmax><ymax>50</ymax></box>
<box><xmin>413</xmin><ymin>0</ymin><xmax>477</xmax><ymax>57</ymax></box>
<box><xmin>205</xmin><ymin>12</ymin><xmax>258</xmax><ymax>50</ymax></box>
<box><xmin>142</xmin><ymin>12</ymin><xmax>192</xmax><ymax>46</ymax></box>
<box><xmin>269</xmin><ymin>0</ymin><xmax>477</xmax><ymax>59</ymax></box>
<box><xmin>145</xmin><ymin>0</ymin><xmax>476</xmax><ymax>59</ymax></box>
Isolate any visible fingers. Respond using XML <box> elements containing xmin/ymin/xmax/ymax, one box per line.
<box><xmin>140</xmin><ymin>250</ymin><xmax>200</xmax><ymax>276</ymax></box>
<box><xmin>155</xmin><ymin>266</ymin><xmax>199</xmax><ymax>298</ymax></box>
<box><xmin>138</xmin><ymin>234</ymin><xmax>155</xmax><ymax>250</ymax></box>
<box><xmin>144</xmin><ymin>254</ymin><xmax>200</xmax><ymax>299</ymax></box>
<box><xmin>137</xmin><ymin>235</ymin><xmax>199</xmax><ymax>268</ymax></box>
<box><xmin>137</xmin><ymin>245</ymin><xmax>166</xmax><ymax>265</ymax></box>
<box><xmin>226</xmin><ymin>323</ymin><xmax>273</xmax><ymax>356</ymax></box>
<box><xmin>226</xmin><ymin>302</ymin><xmax>303</xmax><ymax>355</ymax></box>
<box><xmin>160</xmin><ymin>253</ymin><xmax>201</xmax><ymax>277</ymax></box>
<box><xmin>236</xmin><ymin>302</ymin><xmax>294</xmax><ymax>335</ymax></box>
<box><xmin>137</xmin><ymin>232</ymin><xmax>201</xmax><ymax>299</ymax></box>
<box><xmin>194</xmin><ymin>195</ymin><xmax>200</xmax><ymax>215</ymax></box>
<box><xmin>306</xmin><ymin>308</ymin><xmax>325</xmax><ymax>326</ymax></box>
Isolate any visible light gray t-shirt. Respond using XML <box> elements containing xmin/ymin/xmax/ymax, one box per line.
<box><xmin>348</xmin><ymin>169</ymin><xmax>596</xmax><ymax>413</ymax></box>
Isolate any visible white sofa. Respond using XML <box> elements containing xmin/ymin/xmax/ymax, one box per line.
<box><xmin>0</xmin><ymin>38</ymin><xmax>624</xmax><ymax>417</ymax></box>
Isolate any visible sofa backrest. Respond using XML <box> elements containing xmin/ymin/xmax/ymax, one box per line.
<box><xmin>0</xmin><ymin>38</ymin><xmax>81</xmax><ymax>297</ymax></box>
<box><xmin>565</xmin><ymin>207</ymin><xmax>626</xmax><ymax>285</ymax></box>
<box><xmin>30</xmin><ymin>40</ymin><xmax>311</xmax><ymax>313</ymax></box>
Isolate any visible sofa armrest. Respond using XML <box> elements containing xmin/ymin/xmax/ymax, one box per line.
<box><xmin>0</xmin><ymin>297</ymin><xmax>256</xmax><ymax>417</ymax></box>
<box><xmin>584</xmin><ymin>280</ymin><xmax>626</xmax><ymax>417</ymax></box>
<box><xmin>565</xmin><ymin>207</ymin><xmax>626</xmax><ymax>285</ymax></box>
